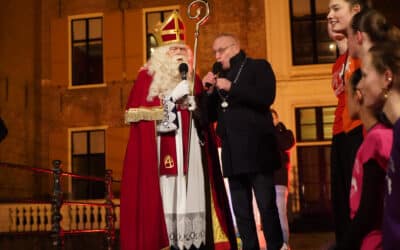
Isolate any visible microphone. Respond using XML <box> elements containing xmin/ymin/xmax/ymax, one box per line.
<box><xmin>205</xmin><ymin>62</ymin><xmax>223</xmax><ymax>88</ymax></box>
<box><xmin>179</xmin><ymin>63</ymin><xmax>189</xmax><ymax>80</ymax></box>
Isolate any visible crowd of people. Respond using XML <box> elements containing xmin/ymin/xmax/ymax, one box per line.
<box><xmin>119</xmin><ymin>1</ymin><xmax>400</xmax><ymax>249</ymax></box>
<box><xmin>327</xmin><ymin>0</ymin><xmax>400</xmax><ymax>249</ymax></box>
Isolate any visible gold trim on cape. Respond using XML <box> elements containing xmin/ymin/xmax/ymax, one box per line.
<box><xmin>125</xmin><ymin>107</ymin><xmax>163</xmax><ymax>124</ymax></box>
<box><xmin>210</xmin><ymin>188</ymin><xmax>229</xmax><ymax>244</ymax></box>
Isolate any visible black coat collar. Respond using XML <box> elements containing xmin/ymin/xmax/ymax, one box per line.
<box><xmin>223</xmin><ymin>50</ymin><xmax>247</xmax><ymax>81</ymax></box>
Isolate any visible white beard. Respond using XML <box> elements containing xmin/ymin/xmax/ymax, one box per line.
<box><xmin>146</xmin><ymin>45</ymin><xmax>193</xmax><ymax>101</ymax></box>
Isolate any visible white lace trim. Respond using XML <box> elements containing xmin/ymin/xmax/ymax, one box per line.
<box><xmin>165</xmin><ymin>212</ymin><xmax>206</xmax><ymax>249</ymax></box>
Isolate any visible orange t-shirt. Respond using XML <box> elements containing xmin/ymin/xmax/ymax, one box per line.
<box><xmin>342</xmin><ymin>56</ymin><xmax>362</xmax><ymax>133</ymax></box>
<box><xmin>331</xmin><ymin>53</ymin><xmax>347</xmax><ymax>135</ymax></box>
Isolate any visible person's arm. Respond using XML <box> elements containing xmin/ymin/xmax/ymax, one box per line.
<box><xmin>229</xmin><ymin>60</ymin><xmax>276</xmax><ymax>110</ymax></box>
<box><xmin>336</xmin><ymin>159</ymin><xmax>386</xmax><ymax>250</ymax></box>
<box><xmin>276</xmin><ymin>122</ymin><xmax>295</xmax><ymax>151</ymax></box>
<box><xmin>0</xmin><ymin>118</ymin><xmax>7</xmax><ymax>142</ymax></box>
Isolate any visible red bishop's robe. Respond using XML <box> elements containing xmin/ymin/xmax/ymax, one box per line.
<box><xmin>120</xmin><ymin>68</ymin><xmax>237</xmax><ymax>250</ymax></box>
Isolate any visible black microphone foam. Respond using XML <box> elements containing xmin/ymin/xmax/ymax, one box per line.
<box><xmin>179</xmin><ymin>63</ymin><xmax>189</xmax><ymax>80</ymax></box>
<box><xmin>212</xmin><ymin>62</ymin><xmax>223</xmax><ymax>75</ymax></box>
<box><xmin>205</xmin><ymin>62</ymin><xmax>223</xmax><ymax>88</ymax></box>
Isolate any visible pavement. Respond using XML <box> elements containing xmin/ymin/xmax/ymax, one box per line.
<box><xmin>238</xmin><ymin>226</ymin><xmax>336</xmax><ymax>250</ymax></box>
<box><xmin>287</xmin><ymin>231</ymin><xmax>335</xmax><ymax>250</ymax></box>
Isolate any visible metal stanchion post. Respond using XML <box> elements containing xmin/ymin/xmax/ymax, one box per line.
<box><xmin>105</xmin><ymin>169</ymin><xmax>115</xmax><ymax>250</ymax></box>
<box><xmin>51</xmin><ymin>160</ymin><xmax>64</xmax><ymax>249</ymax></box>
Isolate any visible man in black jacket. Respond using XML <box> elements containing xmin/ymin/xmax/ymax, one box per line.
<box><xmin>202</xmin><ymin>33</ymin><xmax>283</xmax><ymax>250</ymax></box>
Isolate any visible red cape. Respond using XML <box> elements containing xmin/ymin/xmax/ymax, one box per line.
<box><xmin>120</xmin><ymin>69</ymin><xmax>237</xmax><ymax>250</ymax></box>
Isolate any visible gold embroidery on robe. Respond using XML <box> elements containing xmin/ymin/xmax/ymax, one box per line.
<box><xmin>163</xmin><ymin>155</ymin><xmax>175</xmax><ymax>169</ymax></box>
<box><xmin>125</xmin><ymin>106</ymin><xmax>163</xmax><ymax>124</ymax></box>
<box><xmin>210</xmin><ymin>186</ymin><xmax>229</xmax><ymax>243</ymax></box>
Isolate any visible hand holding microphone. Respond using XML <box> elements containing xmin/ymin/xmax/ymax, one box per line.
<box><xmin>178</xmin><ymin>62</ymin><xmax>197</xmax><ymax>111</ymax></box>
<box><xmin>203</xmin><ymin>62</ymin><xmax>223</xmax><ymax>94</ymax></box>
<box><xmin>202</xmin><ymin>72</ymin><xmax>216</xmax><ymax>91</ymax></box>
<box><xmin>206</xmin><ymin>62</ymin><xmax>223</xmax><ymax>87</ymax></box>
<box><xmin>210</xmin><ymin>62</ymin><xmax>231</xmax><ymax>93</ymax></box>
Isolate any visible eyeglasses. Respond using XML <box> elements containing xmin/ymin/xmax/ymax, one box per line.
<box><xmin>213</xmin><ymin>44</ymin><xmax>235</xmax><ymax>55</ymax></box>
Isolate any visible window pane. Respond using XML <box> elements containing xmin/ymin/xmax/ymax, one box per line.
<box><xmin>316</xmin><ymin>20</ymin><xmax>337</xmax><ymax>63</ymax></box>
<box><xmin>71</xmin><ymin>129</ymin><xmax>106</xmax><ymax>199</ymax></box>
<box><xmin>296</xmin><ymin>106</ymin><xmax>336</xmax><ymax>142</ymax></box>
<box><xmin>298</xmin><ymin>146</ymin><xmax>320</xmax><ymax>201</ymax></box>
<box><xmin>164</xmin><ymin>11</ymin><xmax>173</xmax><ymax>19</ymax></box>
<box><xmin>90</xmin><ymin>131</ymin><xmax>105</xmax><ymax>154</ymax></box>
<box><xmin>322</xmin><ymin>107</ymin><xmax>335</xmax><ymax>122</ymax></box>
<box><xmin>315</xmin><ymin>0</ymin><xmax>330</xmax><ymax>15</ymax></box>
<box><xmin>297</xmin><ymin>145</ymin><xmax>332</xmax><ymax>214</ymax></box>
<box><xmin>299</xmin><ymin>108</ymin><xmax>317</xmax><ymax>140</ymax></box>
<box><xmin>89</xmin><ymin>18</ymin><xmax>102</xmax><ymax>39</ymax></box>
<box><xmin>300</xmin><ymin>108</ymin><xmax>316</xmax><ymax>124</ymax></box>
<box><xmin>301</xmin><ymin>125</ymin><xmax>317</xmax><ymax>140</ymax></box>
<box><xmin>87</xmin><ymin>42</ymin><xmax>103</xmax><ymax>84</ymax></box>
<box><xmin>72</xmin><ymin>132</ymin><xmax>87</xmax><ymax>154</ymax></box>
<box><xmin>292</xmin><ymin>0</ymin><xmax>310</xmax><ymax>17</ymax></box>
<box><xmin>146</xmin><ymin>12</ymin><xmax>162</xmax><ymax>34</ymax></box>
<box><xmin>292</xmin><ymin>20</ymin><xmax>313</xmax><ymax>65</ymax></box>
<box><xmin>323</xmin><ymin>107</ymin><xmax>335</xmax><ymax>140</ymax></box>
<box><xmin>89</xmin><ymin>154</ymin><xmax>106</xmax><ymax>176</ymax></box>
<box><xmin>72</xmin><ymin>44</ymin><xmax>87</xmax><ymax>84</ymax></box>
<box><xmin>72</xmin><ymin>20</ymin><xmax>86</xmax><ymax>41</ymax></box>
<box><xmin>72</xmin><ymin>155</ymin><xmax>89</xmax><ymax>174</ymax></box>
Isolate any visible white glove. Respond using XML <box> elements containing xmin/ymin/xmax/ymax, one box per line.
<box><xmin>186</xmin><ymin>95</ymin><xmax>196</xmax><ymax>111</ymax></box>
<box><xmin>170</xmin><ymin>80</ymin><xmax>190</xmax><ymax>102</ymax></box>
<box><xmin>156</xmin><ymin>98</ymin><xmax>178</xmax><ymax>133</ymax></box>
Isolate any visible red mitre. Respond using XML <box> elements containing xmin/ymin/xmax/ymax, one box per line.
<box><xmin>154</xmin><ymin>11</ymin><xmax>185</xmax><ymax>45</ymax></box>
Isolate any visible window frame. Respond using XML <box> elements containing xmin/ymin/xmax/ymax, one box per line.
<box><xmin>294</xmin><ymin>105</ymin><xmax>335</xmax><ymax>217</ymax></box>
<box><xmin>289</xmin><ymin>0</ymin><xmax>337</xmax><ymax>65</ymax></box>
<box><xmin>68</xmin><ymin>126</ymin><xmax>107</xmax><ymax>199</ymax></box>
<box><xmin>295</xmin><ymin>106</ymin><xmax>335</xmax><ymax>143</ymax></box>
<box><xmin>68</xmin><ymin>13</ymin><xmax>105</xmax><ymax>89</ymax></box>
<box><xmin>265</xmin><ymin>0</ymin><xmax>332</xmax><ymax>80</ymax></box>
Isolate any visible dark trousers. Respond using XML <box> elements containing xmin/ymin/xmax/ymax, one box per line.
<box><xmin>229</xmin><ymin>173</ymin><xmax>283</xmax><ymax>250</ymax></box>
<box><xmin>330</xmin><ymin>125</ymin><xmax>363</xmax><ymax>242</ymax></box>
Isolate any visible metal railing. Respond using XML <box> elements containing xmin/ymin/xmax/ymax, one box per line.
<box><xmin>0</xmin><ymin>160</ymin><xmax>120</xmax><ymax>250</ymax></box>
